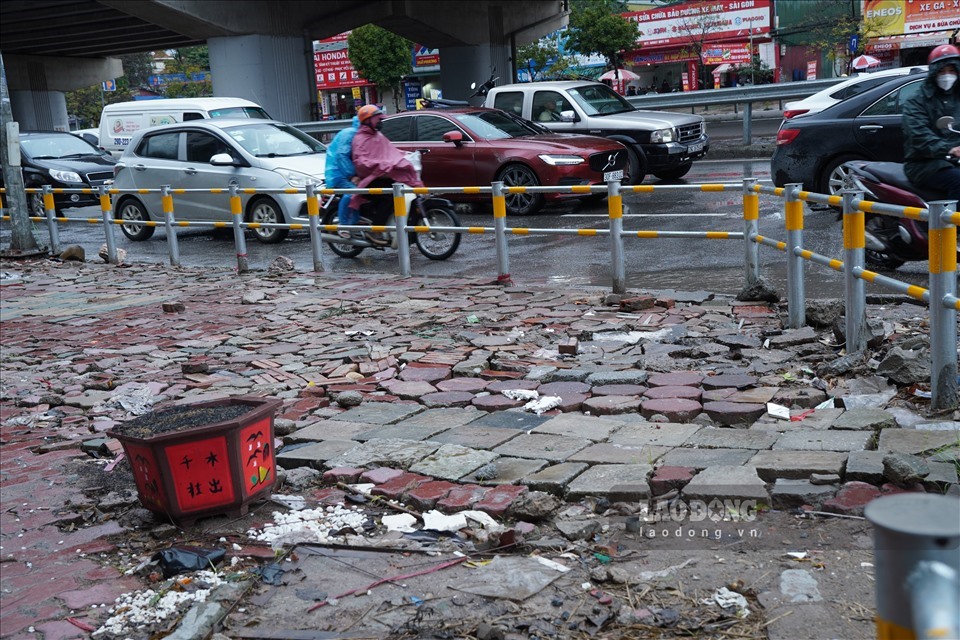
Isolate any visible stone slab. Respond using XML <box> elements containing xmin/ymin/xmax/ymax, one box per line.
<box><xmin>585</xmin><ymin>370</ymin><xmax>649</xmax><ymax>386</ymax></box>
<box><xmin>683</xmin><ymin>465</ymin><xmax>769</xmax><ymax>502</ymax></box>
<box><xmin>565</xmin><ymin>464</ymin><xmax>652</xmax><ymax>501</ymax></box>
<box><xmin>772</xmin><ymin>430</ymin><xmax>872</xmax><ymax>452</ymax></box>
<box><xmin>276</xmin><ymin>440</ymin><xmax>358</xmax><ymax>469</ymax></box>
<box><xmin>324</xmin><ymin>438</ymin><xmax>440</xmax><ymax>470</ymax></box>
<box><xmin>568</xmin><ymin>443</ymin><xmax>670</xmax><ymax>465</ymax></box>
<box><xmin>285</xmin><ymin>420</ymin><xmax>378</xmax><ymax>443</ymax></box>
<box><xmin>771</xmin><ymin>479</ymin><xmax>837</xmax><ymax>508</ymax></box>
<box><xmin>408</xmin><ymin>444</ymin><xmax>498</xmax><ymax>481</ymax></box>
<box><xmin>843</xmin><ymin>451</ymin><xmax>886</xmax><ymax>484</ymax></box>
<box><xmin>461</xmin><ymin>457</ymin><xmax>548</xmax><ymax>485</ymax></box>
<box><xmin>685</xmin><ymin>428</ymin><xmax>778</xmax><ymax>450</ymax></box>
<box><xmin>329</xmin><ymin>403</ymin><xmax>424</xmax><ymax>426</ymax></box>
<box><xmin>469</xmin><ymin>411</ymin><xmax>550</xmax><ymax>431</ymax></box>
<box><xmin>658</xmin><ymin>447</ymin><xmax>758</xmax><ymax>470</ymax></box>
<box><xmin>608</xmin><ymin>423</ymin><xmax>702</xmax><ymax>447</ymax></box>
<box><xmin>876</xmin><ymin>429</ymin><xmax>960</xmax><ymax>455</ymax></box>
<box><xmin>749</xmin><ymin>450</ymin><xmax>848</xmax><ymax>481</ymax></box>
<box><xmin>493</xmin><ymin>433</ymin><xmax>591</xmax><ymax>462</ymax></box>
<box><xmin>531</xmin><ymin>413</ymin><xmax>627</xmax><ymax>441</ymax></box>
<box><xmin>393</xmin><ymin>407</ymin><xmax>484</xmax><ymax>431</ymax></box>
<box><xmin>522</xmin><ymin>462</ymin><xmax>590</xmax><ymax>494</ymax></box>
<box><xmin>428</xmin><ymin>425</ymin><xmax>523</xmax><ymax>449</ymax></box>
<box><xmin>355</xmin><ymin>421</ymin><xmax>454</xmax><ymax>442</ymax></box>
<box><xmin>831</xmin><ymin>408</ymin><xmax>897</xmax><ymax>431</ymax></box>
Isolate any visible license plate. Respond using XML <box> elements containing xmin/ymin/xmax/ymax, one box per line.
<box><xmin>603</xmin><ymin>169</ymin><xmax>624</xmax><ymax>182</ymax></box>
<box><xmin>688</xmin><ymin>142</ymin><xmax>704</xmax><ymax>154</ymax></box>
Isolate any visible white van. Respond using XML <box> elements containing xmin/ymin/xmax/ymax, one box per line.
<box><xmin>98</xmin><ymin>97</ymin><xmax>271</xmax><ymax>157</ymax></box>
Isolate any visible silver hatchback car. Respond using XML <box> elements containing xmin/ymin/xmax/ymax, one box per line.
<box><xmin>112</xmin><ymin>119</ymin><xmax>326</xmax><ymax>243</ymax></box>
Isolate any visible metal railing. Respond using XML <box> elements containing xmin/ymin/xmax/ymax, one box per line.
<box><xmin>2</xmin><ymin>176</ymin><xmax>957</xmax><ymax>409</ymax></box>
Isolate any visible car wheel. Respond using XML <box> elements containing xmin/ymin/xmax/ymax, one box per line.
<box><xmin>497</xmin><ymin>164</ymin><xmax>543</xmax><ymax>216</ymax></box>
<box><xmin>654</xmin><ymin>164</ymin><xmax>692</xmax><ymax>181</ymax></box>
<box><xmin>248</xmin><ymin>197</ymin><xmax>289</xmax><ymax>244</ymax></box>
<box><xmin>321</xmin><ymin>202</ymin><xmax>364</xmax><ymax>258</ymax></box>
<box><xmin>116</xmin><ymin>197</ymin><xmax>155</xmax><ymax>241</ymax></box>
<box><xmin>623</xmin><ymin>148</ymin><xmax>647</xmax><ymax>186</ymax></box>
<box><xmin>25</xmin><ymin>183</ymin><xmax>45</xmax><ymax>216</ymax></box>
<box><xmin>819</xmin><ymin>154</ymin><xmax>863</xmax><ymax>196</ymax></box>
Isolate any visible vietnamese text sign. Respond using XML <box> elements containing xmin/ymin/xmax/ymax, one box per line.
<box><xmin>863</xmin><ymin>0</ymin><xmax>960</xmax><ymax>35</ymax></box>
<box><xmin>624</xmin><ymin>0</ymin><xmax>771</xmax><ymax>49</ymax></box>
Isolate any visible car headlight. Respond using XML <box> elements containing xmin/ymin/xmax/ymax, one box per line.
<box><xmin>649</xmin><ymin>128</ymin><xmax>675</xmax><ymax>144</ymax></box>
<box><xmin>49</xmin><ymin>169</ymin><xmax>83</xmax><ymax>183</ymax></box>
<box><xmin>538</xmin><ymin>154</ymin><xmax>585</xmax><ymax>166</ymax></box>
<box><xmin>274</xmin><ymin>168</ymin><xmax>318</xmax><ymax>188</ymax></box>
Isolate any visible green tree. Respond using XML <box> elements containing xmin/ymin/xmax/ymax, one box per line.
<box><xmin>163</xmin><ymin>46</ymin><xmax>212</xmax><ymax>98</ymax></box>
<box><xmin>516</xmin><ymin>38</ymin><xmax>576</xmax><ymax>81</ymax></box>
<box><xmin>566</xmin><ymin>0</ymin><xmax>639</xmax><ymax>82</ymax></box>
<box><xmin>65</xmin><ymin>51</ymin><xmax>155</xmax><ymax>128</ymax></box>
<box><xmin>347</xmin><ymin>25</ymin><xmax>413</xmax><ymax>111</ymax></box>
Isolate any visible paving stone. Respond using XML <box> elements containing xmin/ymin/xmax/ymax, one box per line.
<box><xmin>749</xmin><ymin>450</ymin><xmax>848</xmax><ymax>481</ymax></box>
<box><xmin>592</xmin><ymin>384</ymin><xmax>648</xmax><ymax>396</ymax></box>
<box><xmin>684</xmin><ymin>427</ymin><xmax>778</xmax><ymax>450</ymax></box>
<box><xmin>409</xmin><ymin>444</ymin><xmax>498</xmax><ymax>481</ymax></box>
<box><xmin>355</xmin><ymin>420</ymin><xmax>454</xmax><ymax>442</ymax></box>
<box><xmin>882</xmin><ymin>453</ymin><xmax>930</xmax><ymax>485</ymax></box>
<box><xmin>771</xmin><ymin>387</ymin><xmax>829</xmax><ymax>409</ymax></box>
<box><xmin>537</xmin><ymin>381</ymin><xmax>591</xmax><ymax>395</ymax></box>
<box><xmin>428</xmin><ymin>425</ymin><xmax>523</xmax><ymax>449</ymax></box>
<box><xmin>276</xmin><ymin>440</ymin><xmax>358</xmax><ymax>469</ymax></box>
<box><xmin>641</xmin><ymin>398</ymin><xmax>702</xmax><ymax>421</ymax></box>
<box><xmin>398</xmin><ymin>365</ymin><xmax>451</xmax><ymax>383</ymax></box>
<box><xmin>844</xmin><ymin>451</ymin><xmax>886</xmax><ymax>483</ymax></box>
<box><xmin>924</xmin><ymin>460</ymin><xmax>959</xmax><ymax>488</ymax></box>
<box><xmin>701</xmin><ymin>374</ymin><xmax>758</xmax><ymax>390</ymax></box>
<box><xmin>779</xmin><ymin>569</ymin><xmax>823</xmax><ymax>603</ymax></box>
<box><xmin>323</xmin><ymin>467</ymin><xmax>364</xmax><ymax>483</ymax></box>
<box><xmin>585</xmin><ymin>370</ymin><xmax>649</xmax><ymax>386</ymax></box>
<box><xmin>642</xmin><ymin>385</ymin><xmax>703</xmax><ymax>401</ymax></box>
<box><xmin>487</xmin><ymin>379</ymin><xmax>540</xmax><ymax>392</ymax></box>
<box><xmin>493</xmin><ymin>433</ymin><xmax>591</xmax><ymax>462</ymax></box>
<box><xmin>714</xmin><ymin>334</ymin><xmax>762</xmax><ymax>349</ymax></box>
<box><xmin>821</xmin><ymin>481</ymin><xmax>881</xmax><ymax>516</ymax></box>
<box><xmin>771</xmin><ymin>479</ymin><xmax>837</xmax><ymax>508</ymax></box>
<box><xmin>471</xmin><ymin>394</ymin><xmax>526</xmax><ymax>410</ymax></box>
<box><xmin>541</xmin><ymin>368</ymin><xmax>596</xmax><ymax>383</ymax></box>
<box><xmin>722</xmin><ymin>387</ymin><xmax>779</xmax><ymax>404</ymax></box>
<box><xmin>370</xmin><ymin>472</ymin><xmax>431</xmax><ymax>499</ymax></box>
<box><xmin>552</xmin><ymin>392</ymin><xmax>590</xmax><ymax>412</ymax></box>
<box><xmin>568</xmin><ymin>443</ymin><xmax>670</xmax><ymax>465</ymax></box>
<box><xmin>608</xmin><ymin>423</ymin><xmax>702</xmax><ymax>447</ymax></box>
<box><xmin>469</xmin><ymin>411</ymin><xmax>550</xmax><ymax>431</ymax></box>
<box><xmin>420</xmin><ymin>391</ymin><xmax>476</xmax><ymax>408</ymax></box>
<box><xmin>437</xmin><ymin>484</ymin><xmax>491</xmax><ymax>512</ymax></box>
<box><xmin>405</xmin><ymin>480</ymin><xmax>459</xmax><ymax>510</ymax></box>
<box><xmin>831</xmin><ymin>408</ymin><xmax>898</xmax><ymax>431</ymax></box>
<box><xmin>324</xmin><ymin>439</ymin><xmax>440</xmax><ymax>470</ymax></box>
<box><xmin>649</xmin><ymin>466</ymin><xmax>695</xmax><ymax>495</ymax></box>
<box><xmin>394</xmin><ymin>407</ymin><xmax>484</xmax><ymax>431</ymax></box>
<box><xmin>702</xmin><ymin>401</ymin><xmax>767</xmax><ymax>426</ymax></box>
<box><xmin>473</xmin><ymin>485</ymin><xmax>529</xmax><ymax>517</ymax></box>
<box><xmin>435</xmin><ymin>378</ymin><xmax>490</xmax><ymax>393</ymax></box>
<box><xmin>684</xmin><ymin>465</ymin><xmax>769</xmax><ymax>502</ymax></box>
<box><xmin>359</xmin><ymin>467</ymin><xmax>404</xmax><ymax>484</ymax></box>
<box><xmin>381</xmin><ymin>380</ymin><xmax>437</xmax><ymax>400</ymax></box>
<box><xmin>581</xmin><ymin>395</ymin><xmax>644</xmax><ymax>415</ymax></box>
<box><xmin>531</xmin><ymin>413</ymin><xmax>626</xmax><ymax>441</ymax></box>
<box><xmin>877</xmin><ymin>429</ymin><xmax>960</xmax><ymax>455</ymax></box>
<box><xmin>810</xmin><ymin>472</ymin><xmax>841</xmax><ymax>485</ymax></box>
<box><xmin>285</xmin><ymin>420</ymin><xmax>377</xmax><ymax>443</ymax></box>
<box><xmin>461</xmin><ymin>457</ymin><xmax>548</xmax><ymax>485</ymax></box>
<box><xmin>781</xmin><ymin>408</ymin><xmax>845</xmax><ymax>431</ymax></box>
<box><xmin>772</xmin><ymin>430</ymin><xmax>873</xmax><ymax>452</ymax></box>
<box><xmin>566</xmin><ymin>464</ymin><xmax>652</xmax><ymax>501</ymax></box>
<box><xmin>522</xmin><ymin>462</ymin><xmax>590</xmax><ymax>495</ymax></box>
<box><xmin>330</xmin><ymin>403</ymin><xmax>424</xmax><ymax>426</ymax></box>
<box><xmin>646</xmin><ymin>372</ymin><xmax>703</xmax><ymax>388</ymax></box>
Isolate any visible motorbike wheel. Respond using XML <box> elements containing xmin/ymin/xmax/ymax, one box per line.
<box><xmin>864</xmin><ymin>216</ymin><xmax>906</xmax><ymax>270</ymax></box>
<box><xmin>412</xmin><ymin>205</ymin><xmax>461</xmax><ymax>260</ymax></box>
<box><xmin>321</xmin><ymin>204</ymin><xmax>364</xmax><ymax>258</ymax></box>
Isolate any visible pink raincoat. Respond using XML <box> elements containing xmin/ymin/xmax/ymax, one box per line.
<box><xmin>349</xmin><ymin>125</ymin><xmax>423</xmax><ymax>211</ymax></box>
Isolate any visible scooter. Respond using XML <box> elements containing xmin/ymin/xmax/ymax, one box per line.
<box><xmin>843</xmin><ymin>115</ymin><xmax>960</xmax><ymax>269</ymax></box>
<box><xmin>419</xmin><ymin>69</ymin><xmax>498</xmax><ymax>108</ymax></box>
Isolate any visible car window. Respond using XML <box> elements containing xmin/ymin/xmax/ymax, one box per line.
<box><xmin>567</xmin><ymin>84</ymin><xmax>633</xmax><ymax>116</ymax></box>
<box><xmin>185</xmin><ymin>131</ymin><xmax>232</xmax><ymax>163</ymax></box>
<box><xmin>183</xmin><ymin>112</ymin><xmax>204</xmax><ymax>121</ymax></box>
<box><xmin>832</xmin><ymin>77</ymin><xmax>893</xmax><ymax>101</ymax></box>
<box><xmin>208</xmin><ymin>107</ymin><xmax>272</xmax><ymax>119</ymax></box>
<box><xmin>860</xmin><ymin>79</ymin><xmax>924</xmax><ymax>117</ymax></box>
<box><xmin>532</xmin><ymin>91</ymin><xmax>573</xmax><ymax>122</ymax></box>
<box><xmin>381</xmin><ymin>116</ymin><xmax>414</xmax><ymax>142</ymax></box>
<box><xmin>415</xmin><ymin>115</ymin><xmax>459</xmax><ymax>142</ymax></box>
<box><xmin>21</xmin><ymin>134</ymin><xmax>101</xmax><ymax>159</ymax></box>
<box><xmin>452</xmin><ymin>111</ymin><xmax>539</xmax><ymax>139</ymax></box>
<box><xmin>224</xmin><ymin>122</ymin><xmax>324</xmax><ymax>157</ymax></box>
<box><xmin>136</xmin><ymin>132</ymin><xmax>180</xmax><ymax>160</ymax></box>
<box><xmin>493</xmin><ymin>91</ymin><xmax>524</xmax><ymax>117</ymax></box>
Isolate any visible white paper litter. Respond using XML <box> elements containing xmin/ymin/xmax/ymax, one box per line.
<box><xmin>702</xmin><ymin>586</ymin><xmax>751</xmax><ymax>618</ymax></box>
<box><xmin>270</xmin><ymin>494</ymin><xmax>307</xmax><ymax>510</ymax></box>
<box><xmin>422</xmin><ymin>510</ymin><xmax>467</xmax><ymax>532</ymax></box>
<box><xmin>524</xmin><ymin>396</ymin><xmax>562</xmax><ymax>415</ymax></box>
<box><xmin>109</xmin><ymin>383</ymin><xmax>158</xmax><ymax>415</ymax></box>
<box><xmin>347</xmin><ymin>483</ymin><xmax>376</xmax><ymax>495</ymax></box>
<box><xmin>502</xmin><ymin>389</ymin><xmax>539</xmax><ymax>402</ymax></box>
<box><xmin>766</xmin><ymin>402</ymin><xmax>791</xmax><ymax>421</ymax></box>
<box><xmin>785</xmin><ymin>552</ymin><xmax>807</xmax><ymax>559</ymax></box>
<box><xmin>462</xmin><ymin>510</ymin><xmax>503</xmax><ymax>532</ymax></box>
<box><xmin>381</xmin><ymin>514</ymin><xmax>418</xmax><ymax>532</ymax></box>
<box><xmin>533</xmin><ymin>557</ymin><xmax>571</xmax><ymax>573</ymax></box>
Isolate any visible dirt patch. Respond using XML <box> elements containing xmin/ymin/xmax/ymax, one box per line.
<box><xmin>110</xmin><ymin>404</ymin><xmax>252</xmax><ymax>438</ymax></box>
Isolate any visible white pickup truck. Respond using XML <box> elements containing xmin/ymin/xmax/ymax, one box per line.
<box><xmin>485</xmin><ymin>81</ymin><xmax>709</xmax><ymax>183</ymax></box>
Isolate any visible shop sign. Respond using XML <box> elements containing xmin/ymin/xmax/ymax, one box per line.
<box><xmin>314</xmin><ymin>33</ymin><xmax>370</xmax><ymax>90</ymax></box>
<box><xmin>404</xmin><ymin>80</ymin><xmax>423</xmax><ymax>111</ymax></box>
<box><xmin>863</xmin><ymin>0</ymin><xmax>960</xmax><ymax>35</ymax></box>
<box><xmin>624</xmin><ymin>0</ymin><xmax>771</xmax><ymax>49</ymax></box>
<box><xmin>702</xmin><ymin>43</ymin><xmax>752</xmax><ymax>65</ymax></box>
<box><xmin>413</xmin><ymin>45</ymin><xmax>440</xmax><ymax>72</ymax></box>
<box><xmin>807</xmin><ymin>60</ymin><xmax>818</xmax><ymax>80</ymax></box>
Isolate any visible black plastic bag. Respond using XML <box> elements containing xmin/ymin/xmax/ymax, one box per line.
<box><xmin>153</xmin><ymin>546</ymin><xmax>226</xmax><ymax>578</ymax></box>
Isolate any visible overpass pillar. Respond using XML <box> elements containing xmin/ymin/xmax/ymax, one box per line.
<box><xmin>439</xmin><ymin>3</ymin><xmax>513</xmax><ymax>106</ymax></box>
<box><xmin>10</xmin><ymin>89</ymin><xmax>69</xmax><ymax>132</ymax></box>
<box><xmin>208</xmin><ymin>34</ymin><xmax>314</xmax><ymax>123</ymax></box>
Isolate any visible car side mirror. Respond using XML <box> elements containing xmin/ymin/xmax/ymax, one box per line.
<box><xmin>442</xmin><ymin>131</ymin><xmax>464</xmax><ymax>147</ymax></box>
<box><xmin>559</xmin><ymin>110</ymin><xmax>577</xmax><ymax>122</ymax></box>
<box><xmin>210</xmin><ymin>153</ymin><xmax>238</xmax><ymax>166</ymax></box>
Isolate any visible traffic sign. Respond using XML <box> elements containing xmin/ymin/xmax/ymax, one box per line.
<box><xmin>848</xmin><ymin>34</ymin><xmax>859</xmax><ymax>54</ymax></box>
<box><xmin>102</xmin><ymin>79</ymin><xmax>116</xmax><ymax>92</ymax></box>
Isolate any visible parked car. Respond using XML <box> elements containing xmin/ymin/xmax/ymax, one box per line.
<box><xmin>770</xmin><ymin>73</ymin><xmax>926</xmax><ymax>195</ymax></box>
<box><xmin>112</xmin><ymin>119</ymin><xmax>325</xmax><ymax>243</ymax></box>
<box><xmin>484</xmin><ymin>81</ymin><xmax>708</xmax><ymax>184</ymax></box>
<box><xmin>379</xmin><ymin>107</ymin><xmax>628</xmax><ymax>215</ymax></box>
<box><xmin>782</xmin><ymin>66</ymin><xmax>926</xmax><ymax>120</ymax></box>
<box><xmin>0</xmin><ymin>131</ymin><xmax>116</xmax><ymax>215</ymax></box>
<box><xmin>72</xmin><ymin>128</ymin><xmax>100</xmax><ymax>146</ymax></box>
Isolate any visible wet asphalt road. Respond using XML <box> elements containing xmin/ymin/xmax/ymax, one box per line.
<box><xmin>2</xmin><ymin>157</ymin><xmax>929</xmax><ymax>299</ymax></box>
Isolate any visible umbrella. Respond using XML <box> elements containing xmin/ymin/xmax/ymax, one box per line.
<box><xmin>850</xmin><ymin>54</ymin><xmax>881</xmax><ymax>70</ymax></box>
<box><xmin>599</xmin><ymin>68</ymin><xmax>640</xmax><ymax>81</ymax></box>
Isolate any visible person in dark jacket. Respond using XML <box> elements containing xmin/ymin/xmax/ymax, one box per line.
<box><xmin>902</xmin><ymin>44</ymin><xmax>960</xmax><ymax>199</ymax></box>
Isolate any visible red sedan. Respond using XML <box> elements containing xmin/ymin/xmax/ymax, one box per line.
<box><xmin>380</xmin><ymin>107</ymin><xmax>628</xmax><ymax>215</ymax></box>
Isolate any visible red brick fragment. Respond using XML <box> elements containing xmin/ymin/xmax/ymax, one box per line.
<box><xmin>473</xmin><ymin>484</ymin><xmax>528</xmax><ymax>517</ymax></box>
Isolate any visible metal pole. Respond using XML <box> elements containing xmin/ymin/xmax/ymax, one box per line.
<box><xmin>229</xmin><ymin>185</ymin><xmax>248</xmax><ymax>273</ymax></box>
<box><xmin>842</xmin><ymin>188</ymin><xmax>866</xmax><ymax>353</ymax></box>
<box><xmin>609</xmin><ymin>180</ymin><xmax>625</xmax><ymax>294</ymax></box>
<box><xmin>742</xmin><ymin>102</ymin><xmax>753</xmax><ymax>145</ymax></box>
<box><xmin>98</xmin><ymin>185</ymin><xmax>118</xmax><ymax>265</ymax></box>
<box><xmin>865</xmin><ymin>494</ymin><xmax>960</xmax><ymax>640</ymax></box>
<box><xmin>42</xmin><ymin>185</ymin><xmax>60</xmax><ymax>255</ymax></box>
<box><xmin>161</xmin><ymin>185</ymin><xmax>180</xmax><ymax>267</ymax></box>
<box><xmin>306</xmin><ymin>182</ymin><xmax>323</xmax><ymax>273</ymax></box>
<box><xmin>784</xmin><ymin>183</ymin><xmax>805</xmax><ymax>328</ymax></box>
<box><xmin>927</xmin><ymin>200</ymin><xmax>958</xmax><ymax>411</ymax></box>
<box><xmin>392</xmin><ymin>183</ymin><xmax>411</xmax><ymax>277</ymax></box>
<box><xmin>492</xmin><ymin>181</ymin><xmax>510</xmax><ymax>284</ymax></box>
<box><xmin>742</xmin><ymin>178</ymin><xmax>759</xmax><ymax>287</ymax></box>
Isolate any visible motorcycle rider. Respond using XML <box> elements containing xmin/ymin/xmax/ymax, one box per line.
<box><xmin>349</xmin><ymin>105</ymin><xmax>424</xmax><ymax>246</ymax></box>
<box><xmin>903</xmin><ymin>44</ymin><xmax>960</xmax><ymax>200</ymax></box>
<box><xmin>323</xmin><ymin>114</ymin><xmax>360</xmax><ymax>238</ymax></box>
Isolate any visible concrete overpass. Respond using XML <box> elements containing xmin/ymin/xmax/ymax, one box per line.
<box><xmin>0</xmin><ymin>0</ymin><xmax>567</xmax><ymax>130</ymax></box>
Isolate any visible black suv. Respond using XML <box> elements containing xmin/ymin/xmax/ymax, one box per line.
<box><xmin>1</xmin><ymin>132</ymin><xmax>117</xmax><ymax>214</ymax></box>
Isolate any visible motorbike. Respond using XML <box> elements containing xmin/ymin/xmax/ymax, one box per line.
<box><xmin>843</xmin><ymin>115</ymin><xmax>960</xmax><ymax>269</ymax></box>
<box><xmin>419</xmin><ymin>69</ymin><xmax>498</xmax><ymax>109</ymax></box>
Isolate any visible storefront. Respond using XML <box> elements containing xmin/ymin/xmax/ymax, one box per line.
<box><xmin>621</xmin><ymin>0</ymin><xmax>774</xmax><ymax>92</ymax></box>
<box><xmin>406</xmin><ymin>45</ymin><xmax>441</xmax><ymax>109</ymax></box>
<box><xmin>314</xmin><ymin>33</ymin><xmax>377</xmax><ymax>120</ymax></box>
<box><xmin>861</xmin><ymin>0</ymin><xmax>960</xmax><ymax>69</ymax></box>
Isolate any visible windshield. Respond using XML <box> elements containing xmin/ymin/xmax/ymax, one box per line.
<box><xmin>209</xmin><ymin>106</ymin><xmax>272</xmax><ymax>119</ymax></box>
<box><xmin>22</xmin><ymin>133</ymin><xmax>102</xmax><ymax>159</ymax></box>
<box><xmin>225</xmin><ymin>123</ymin><xmax>326</xmax><ymax>157</ymax></box>
<box><xmin>452</xmin><ymin>111</ymin><xmax>542</xmax><ymax>139</ymax></box>
<box><xmin>568</xmin><ymin>84</ymin><xmax>634</xmax><ymax>116</ymax></box>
